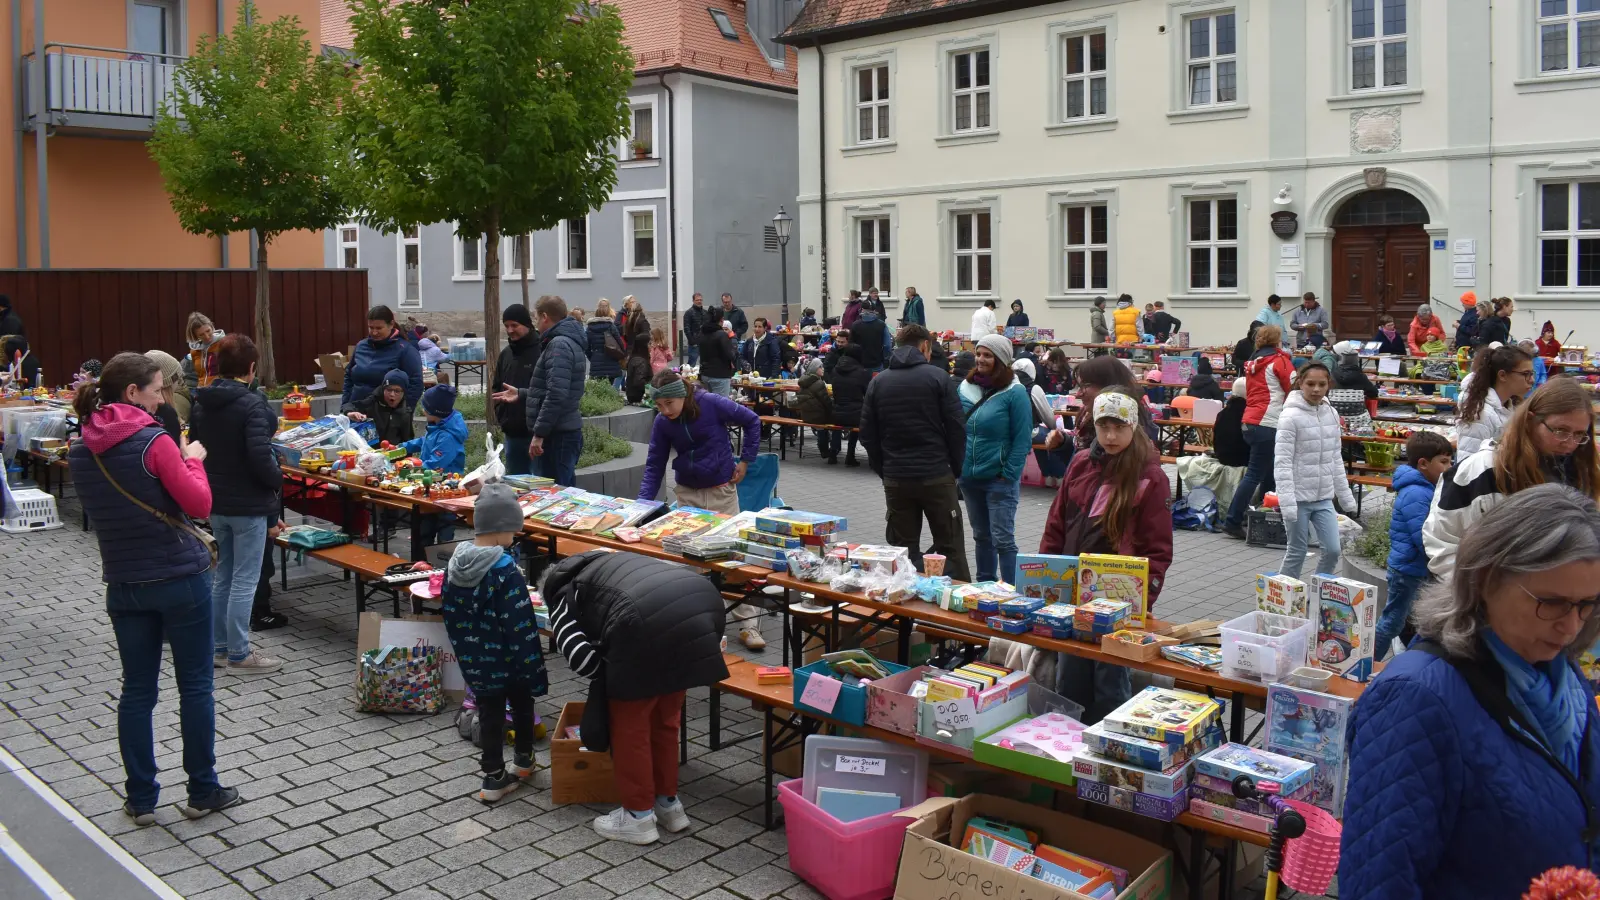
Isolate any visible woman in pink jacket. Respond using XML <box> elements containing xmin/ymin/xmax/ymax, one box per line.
<box><xmin>1222</xmin><ymin>325</ymin><xmax>1295</xmax><ymax>538</ymax></box>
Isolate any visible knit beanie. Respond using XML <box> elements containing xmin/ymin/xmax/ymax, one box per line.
<box><xmin>977</xmin><ymin>334</ymin><xmax>1014</xmax><ymax>367</ymax></box>
<box><xmin>383</xmin><ymin>369</ymin><xmax>408</xmax><ymax>388</ymax></box>
<box><xmin>422</xmin><ymin>383</ymin><xmax>456</xmax><ymax>418</ymax></box>
<box><xmin>473</xmin><ymin>482</ymin><xmax>524</xmax><ymax>535</ymax></box>
<box><xmin>503</xmin><ymin>304</ymin><xmax>534</xmax><ymax>328</ymax></box>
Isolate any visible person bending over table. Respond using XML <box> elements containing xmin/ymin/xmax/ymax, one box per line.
<box><xmin>1040</xmin><ymin>388</ymin><xmax>1173</xmax><ymax>722</ymax></box>
<box><xmin>638</xmin><ymin>369</ymin><xmax>766</xmax><ymax>651</ymax></box>
<box><xmin>1342</xmin><ymin>485</ymin><xmax>1600</xmax><ymax>900</ymax></box>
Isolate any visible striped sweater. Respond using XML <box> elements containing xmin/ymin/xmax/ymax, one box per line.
<box><xmin>549</xmin><ymin>586</ymin><xmax>601</xmax><ymax>678</ymax></box>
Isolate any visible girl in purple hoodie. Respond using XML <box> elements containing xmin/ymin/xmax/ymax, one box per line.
<box><xmin>638</xmin><ymin>369</ymin><xmax>765</xmax><ymax>648</ymax></box>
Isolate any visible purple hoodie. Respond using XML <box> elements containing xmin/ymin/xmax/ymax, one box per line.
<box><xmin>638</xmin><ymin>389</ymin><xmax>762</xmax><ymax>500</ymax></box>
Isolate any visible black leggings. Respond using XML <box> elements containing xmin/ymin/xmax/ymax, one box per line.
<box><xmin>476</xmin><ymin>687</ymin><xmax>536</xmax><ymax>774</ymax></box>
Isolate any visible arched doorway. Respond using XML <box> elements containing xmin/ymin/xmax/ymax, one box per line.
<box><xmin>1330</xmin><ymin>189</ymin><xmax>1431</xmax><ymax>340</ymax></box>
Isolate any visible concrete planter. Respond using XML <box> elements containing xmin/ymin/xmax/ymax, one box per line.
<box><xmin>573</xmin><ymin>440</ymin><xmax>648</xmax><ymax>498</ymax></box>
<box><xmin>1342</xmin><ymin>554</ymin><xmax>1390</xmax><ymax>622</ymax></box>
<box><xmin>583</xmin><ymin>405</ymin><xmax>654</xmax><ymax>444</ymax></box>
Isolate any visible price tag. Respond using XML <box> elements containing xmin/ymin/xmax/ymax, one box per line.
<box><xmin>933</xmin><ymin>697</ymin><xmax>977</xmax><ymax>731</ymax></box>
<box><xmin>798</xmin><ymin>674</ymin><xmax>843</xmax><ymax>713</ymax></box>
<box><xmin>835</xmin><ymin>754</ymin><xmax>886</xmax><ymax>776</ymax></box>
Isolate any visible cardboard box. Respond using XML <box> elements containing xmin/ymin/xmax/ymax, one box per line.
<box><xmin>550</xmin><ymin>702</ymin><xmax>619</xmax><ymax>805</ymax></box>
<box><xmin>1256</xmin><ymin>572</ymin><xmax>1310</xmax><ymax>618</ymax></box>
<box><xmin>356</xmin><ymin>611</ymin><xmax>465</xmax><ymax>703</ymax></box>
<box><xmin>317</xmin><ymin>352</ymin><xmax>347</xmax><ymax>394</ymax></box>
<box><xmin>892</xmin><ymin>794</ymin><xmax>1172</xmax><ymax>900</ymax></box>
<box><xmin>867</xmin><ymin>665</ymin><xmax>941</xmax><ymax>737</ymax></box>
<box><xmin>1310</xmin><ymin>573</ymin><xmax>1378</xmax><ymax>682</ymax></box>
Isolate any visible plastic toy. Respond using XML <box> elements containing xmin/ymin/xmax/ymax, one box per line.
<box><xmin>282</xmin><ymin>386</ymin><xmax>311</xmax><ymax>422</ymax></box>
<box><xmin>300</xmin><ymin>448</ymin><xmax>334</xmax><ymax>473</ymax></box>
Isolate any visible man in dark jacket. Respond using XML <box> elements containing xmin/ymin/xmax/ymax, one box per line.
<box><xmin>521</xmin><ymin>296</ymin><xmax>588</xmax><ymax>486</ymax></box>
<box><xmin>1148</xmin><ymin>301</ymin><xmax>1182</xmax><ymax>343</ymax></box>
<box><xmin>681</xmin><ymin>293</ymin><xmax>708</xmax><ymax>366</ymax></box>
<box><xmin>822</xmin><ymin>329</ymin><xmax>851</xmax><ymax>377</ymax></box>
<box><xmin>0</xmin><ymin>294</ymin><xmax>23</xmax><ymax>338</ymax></box>
<box><xmin>343</xmin><ymin>305</ymin><xmax>424</xmax><ymax>409</ymax></box>
<box><xmin>489</xmin><ymin>304</ymin><xmax>541</xmax><ymax>474</ymax></box>
<box><xmin>720</xmin><ymin>293</ymin><xmax>748</xmax><ymax>340</ymax></box>
<box><xmin>695</xmin><ymin>309</ymin><xmax>739</xmax><ymax>395</ymax></box>
<box><xmin>342</xmin><ymin>369</ymin><xmax>416</xmax><ymax>447</ymax></box>
<box><xmin>860</xmin><ymin>325</ymin><xmax>972</xmax><ymax>581</ymax></box>
<box><xmin>543</xmin><ymin>550</ymin><xmax>729</xmax><ymax>845</ymax></box>
<box><xmin>850</xmin><ymin>308</ymin><xmax>891</xmax><ymax>371</ymax></box>
<box><xmin>188</xmin><ymin>334</ymin><xmax>283</xmax><ymax>673</ymax></box>
<box><xmin>901</xmin><ymin>286</ymin><xmax>926</xmax><ymax>327</ymax></box>
<box><xmin>742</xmin><ymin>317</ymin><xmax>783</xmax><ymax>378</ymax></box>
<box><xmin>828</xmin><ymin>344</ymin><xmax>872</xmax><ymax>466</ymax></box>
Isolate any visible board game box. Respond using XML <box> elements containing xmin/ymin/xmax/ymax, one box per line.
<box><xmin>1014</xmin><ymin>553</ymin><xmax>1078</xmax><ymax>603</ymax></box>
<box><xmin>1265</xmin><ymin>684</ymin><xmax>1352</xmax><ymax>763</ymax></box>
<box><xmin>753</xmin><ymin>510</ymin><xmax>847</xmax><ymax>537</ymax></box>
<box><xmin>1071</xmin><ymin>751</ymin><xmax>1193</xmax><ymax>799</ymax></box>
<box><xmin>1100</xmin><ymin>687</ymin><xmax>1222</xmax><ymax>748</ymax></box>
<box><xmin>1310</xmin><ymin>573</ymin><xmax>1377</xmax><ymax>682</ymax></box>
<box><xmin>1077</xmin><ymin>554</ymin><xmax>1150</xmax><ymax>627</ymax></box>
<box><xmin>1075</xmin><ymin>779</ymin><xmax>1188</xmax><ymax>822</ymax></box>
<box><xmin>1257</xmin><ymin>572</ymin><xmax>1310</xmax><ymax>618</ymax></box>
<box><xmin>1194</xmin><ymin>743</ymin><xmax>1317</xmax><ymax>797</ymax></box>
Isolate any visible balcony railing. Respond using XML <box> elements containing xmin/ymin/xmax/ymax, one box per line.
<box><xmin>22</xmin><ymin>43</ymin><xmax>193</xmax><ymax>131</ymax></box>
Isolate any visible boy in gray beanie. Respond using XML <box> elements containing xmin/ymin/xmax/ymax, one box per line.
<box><xmin>440</xmin><ymin>480</ymin><xmax>549</xmax><ymax>802</ymax></box>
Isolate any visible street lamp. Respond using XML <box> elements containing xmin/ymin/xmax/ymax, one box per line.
<box><xmin>773</xmin><ymin>206</ymin><xmax>792</xmax><ymax>328</ymax></box>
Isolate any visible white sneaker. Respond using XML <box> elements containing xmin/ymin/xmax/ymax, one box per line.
<box><xmin>739</xmin><ymin>628</ymin><xmax>767</xmax><ymax>651</ymax></box>
<box><xmin>227</xmin><ymin>651</ymin><xmax>282</xmax><ymax>674</ymax></box>
<box><xmin>594</xmin><ymin>807</ymin><xmax>660</xmax><ymax>845</ymax></box>
<box><xmin>654</xmin><ymin>798</ymin><xmax>691</xmax><ymax>833</ymax></box>
<box><xmin>213</xmin><ymin>654</ymin><xmax>227</xmax><ymax>668</ymax></box>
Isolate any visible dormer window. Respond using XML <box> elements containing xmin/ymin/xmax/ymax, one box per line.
<box><xmin>709</xmin><ymin>8</ymin><xmax>738</xmax><ymax>39</ymax></box>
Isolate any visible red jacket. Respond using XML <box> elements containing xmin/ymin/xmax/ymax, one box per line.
<box><xmin>1243</xmin><ymin>348</ymin><xmax>1295</xmax><ymax>428</ymax></box>
<box><xmin>1406</xmin><ymin>316</ymin><xmax>1446</xmax><ymax>355</ymax></box>
<box><xmin>1040</xmin><ymin>446</ymin><xmax>1174</xmax><ymax>609</ymax></box>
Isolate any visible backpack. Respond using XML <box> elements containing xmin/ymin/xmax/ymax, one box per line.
<box><xmin>603</xmin><ymin>328</ymin><xmax>625</xmax><ymax>361</ymax></box>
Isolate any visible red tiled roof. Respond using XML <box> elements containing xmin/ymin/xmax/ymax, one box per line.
<box><xmin>320</xmin><ymin>0</ymin><xmax>795</xmax><ymax>91</ymax></box>
<box><xmin>780</xmin><ymin>0</ymin><xmax>1026</xmax><ymax>43</ymax></box>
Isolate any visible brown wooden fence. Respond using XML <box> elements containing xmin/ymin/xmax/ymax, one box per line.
<box><xmin>0</xmin><ymin>269</ymin><xmax>371</xmax><ymax>385</ymax></box>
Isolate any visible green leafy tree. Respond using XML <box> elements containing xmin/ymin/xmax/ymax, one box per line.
<box><xmin>341</xmin><ymin>0</ymin><xmax>635</xmax><ymax>423</ymax></box>
<box><xmin>149</xmin><ymin>0</ymin><xmax>350</xmax><ymax>387</ymax></box>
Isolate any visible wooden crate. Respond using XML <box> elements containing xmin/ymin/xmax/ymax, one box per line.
<box><xmin>550</xmin><ymin>702</ymin><xmax>619</xmax><ymax>805</ymax></box>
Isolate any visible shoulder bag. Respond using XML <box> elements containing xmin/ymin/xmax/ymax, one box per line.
<box><xmin>91</xmin><ymin>453</ymin><xmax>219</xmax><ymax>567</ymax></box>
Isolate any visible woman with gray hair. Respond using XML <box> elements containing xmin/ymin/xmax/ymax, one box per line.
<box><xmin>1406</xmin><ymin>302</ymin><xmax>1447</xmax><ymax>355</ymax></box>
<box><xmin>1340</xmin><ymin>483</ymin><xmax>1600</xmax><ymax>899</ymax></box>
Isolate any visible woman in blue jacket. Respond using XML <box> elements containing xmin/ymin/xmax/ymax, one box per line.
<box><xmin>1341</xmin><ymin>484</ymin><xmax>1600</xmax><ymax>900</ymax></box>
<box><xmin>958</xmin><ymin>335</ymin><xmax>1033</xmax><ymax>583</ymax></box>
<box><xmin>343</xmin><ymin>305</ymin><xmax>424</xmax><ymax>409</ymax></box>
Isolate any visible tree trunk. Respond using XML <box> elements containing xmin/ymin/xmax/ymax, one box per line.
<box><xmin>519</xmin><ymin>234</ymin><xmax>530</xmax><ymax>307</ymax></box>
<box><xmin>484</xmin><ymin>212</ymin><xmax>502</xmax><ymax>436</ymax></box>
<box><xmin>255</xmin><ymin>237</ymin><xmax>277</xmax><ymax>387</ymax></box>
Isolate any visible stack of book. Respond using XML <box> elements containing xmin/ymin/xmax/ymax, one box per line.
<box><xmin>1074</xmin><ymin>687</ymin><xmax>1223</xmax><ymax>821</ymax></box>
<box><xmin>634</xmin><ymin>506</ymin><xmax>726</xmax><ymax>545</ymax></box>
<box><xmin>739</xmin><ymin>509</ymin><xmax>847</xmax><ymax>571</ymax></box>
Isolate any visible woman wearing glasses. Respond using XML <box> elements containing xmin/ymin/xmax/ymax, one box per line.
<box><xmin>1425</xmin><ymin>376</ymin><xmax>1600</xmax><ymax>583</ymax></box>
<box><xmin>1456</xmin><ymin>345</ymin><xmax>1535</xmax><ymax>456</ymax></box>
<box><xmin>1341</xmin><ymin>485</ymin><xmax>1600</xmax><ymax>900</ymax></box>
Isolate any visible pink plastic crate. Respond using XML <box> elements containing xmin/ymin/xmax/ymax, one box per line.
<box><xmin>777</xmin><ymin>779</ymin><xmax>913</xmax><ymax>900</ymax></box>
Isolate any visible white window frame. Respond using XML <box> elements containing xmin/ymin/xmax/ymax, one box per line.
<box><xmin>621</xmin><ymin>96</ymin><xmax>659</xmax><ymax>162</ymax></box>
<box><xmin>453</xmin><ymin>229</ymin><xmax>484</xmax><ymax>281</ymax></box>
<box><xmin>1346</xmin><ymin>0</ymin><xmax>1410</xmax><ymax>93</ymax></box>
<box><xmin>951</xmin><ymin>209</ymin><xmax>993</xmax><ymax>296</ymax></box>
<box><xmin>501</xmin><ymin>234</ymin><xmax>532</xmax><ymax>281</ymax></box>
<box><xmin>839</xmin><ymin>50</ymin><xmax>897</xmax><ymax>155</ymax></box>
<box><xmin>936</xmin><ymin>197</ymin><xmax>1000</xmax><ymax>302</ymax></box>
<box><xmin>559</xmin><ymin>216</ymin><xmax>591</xmax><ymax>279</ymax></box>
<box><xmin>856</xmin><ymin>215</ymin><xmax>893</xmax><ymax>294</ymax></box>
<box><xmin>1063</xmin><ymin>203</ymin><xmax>1111</xmax><ymax>295</ymax></box>
<box><xmin>1045</xmin><ymin>15</ymin><xmax>1118</xmax><ymax>134</ymax></box>
<box><xmin>1186</xmin><ymin>196</ymin><xmax>1241</xmax><ymax>294</ymax></box>
<box><xmin>1185</xmin><ymin>11</ymin><xmax>1238</xmax><ymax>108</ymax></box>
<box><xmin>337</xmin><ymin>223</ymin><xmax>360</xmax><ymax>270</ymax></box>
<box><xmin>1538</xmin><ymin>0</ymin><xmax>1600</xmax><ymax>76</ymax></box>
<box><xmin>854</xmin><ymin>63</ymin><xmax>892</xmax><ymax>145</ymax></box>
<box><xmin>1166</xmin><ymin>1</ymin><xmax>1250</xmax><ymax>121</ymax></box>
<box><xmin>1167</xmin><ymin>179</ymin><xmax>1250</xmax><ymax>301</ymax></box>
<box><xmin>950</xmin><ymin>49</ymin><xmax>992</xmax><ymax>134</ymax></box>
<box><xmin>1061</xmin><ymin>32</ymin><xmax>1109</xmax><ymax>122</ymax></box>
<box><xmin>1046</xmin><ymin>188</ymin><xmax>1118</xmax><ymax>304</ymax></box>
<box><xmin>935</xmin><ymin>35</ymin><xmax>999</xmax><ymax>145</ymax></box>
<box><xmin>1537</xmin><ymin>180</ymin><xmax>1600</xmax><ymax>292</ymax></box>
<box><xmin>397</xmin><ymin>226</ymin><xmax>422</xmax><ymax>310</ymax></box>
<box><xmin>622</xmin><ymin>206</ymin><xmax>658</xmax><ymax>277</ymax></box>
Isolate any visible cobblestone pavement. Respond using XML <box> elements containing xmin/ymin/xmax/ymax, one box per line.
<box><xmin>0</xmin><ymin>452</ymin><xmax>1378</xmax><ymax>899</ymax></box>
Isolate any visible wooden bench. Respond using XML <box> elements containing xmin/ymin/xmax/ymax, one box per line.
<box><xmin>274</xmin><ymin>536</ymin><xmax>411</xmax><ymax>617</ymax></box>
<box><xmin>1347</xmin><ymin>473</ymin><xmax>1393</xmax><ymax>516</ymax></box>
<box><xmin>758</xmin><ymin>415</ymin><xmax>857</xmax><ymax>461</ymax></box>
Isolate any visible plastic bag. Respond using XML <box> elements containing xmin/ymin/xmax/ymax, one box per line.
<box><xmin>461</xmin><ymin>431</ymin><xmax>506</xmax><ymax>494</ymax></box>
<box><xmin>355</xmin><ymin>451</ymin><xmax>391</xmax><ymax>478</ymax></box>
<box><xmin>784</xmin><ymin>548</ymin><xmax>825</xmax><ymax>582</ymax></box>
<box><xmin>874</xmin><ymin>556</ymin><xmax>918</xmax><ymax>604</ymax></box>
<box><xmin>830</xmin><ymin>564</ymin><xmax>866</xmax><ymax>593</ymax></box>
<box><xmin>329</xmin><ymin>416</ymin><xmax>372</xmax><ymax>455</ymax></box>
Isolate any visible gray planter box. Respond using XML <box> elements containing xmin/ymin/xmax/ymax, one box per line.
<box><xmin>573</xmin><ymin>440</ymin><xmax>649</xmax><ymax>498</ymax></box>
<box><xmin>1342</xmin><ymin>554</ymin><xmax>1390</xmax><ymax>624</ymax></box>
<box><xmin>583</xmin><ymin>405</ymin><xmax>654</xmax><ymax>444</ymax></box>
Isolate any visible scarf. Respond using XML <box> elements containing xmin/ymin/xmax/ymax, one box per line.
<box><xmin>971</xmin><ymin>372</ymin><xmax>994</xmax><ymax>389</ymax></box>
<box><xmin>1484</xmin><ymin>630</ymin><xmax>1588</xmax><ymax>773</ymax></box>
<box><xmin>1380</xmin><ymin>325</ymin><xmax>1397</xmax><ymax>339</ymax></box>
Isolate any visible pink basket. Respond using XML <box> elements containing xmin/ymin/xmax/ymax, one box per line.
<box><xmin>777</xmin><ymin>779</ymin><xmax>914</xmax><ymax>900</ymax></box>
<box><xmin>1281</xmin><ymin>798</ymin><xmax>1343</xmax><ymax>894</ymax></box>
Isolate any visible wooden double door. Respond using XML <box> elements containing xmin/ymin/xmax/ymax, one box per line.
<box><xmin>1330</xmin><ymin>224</ymin><xmax>1431</xmax><ymax>341</ymax></box>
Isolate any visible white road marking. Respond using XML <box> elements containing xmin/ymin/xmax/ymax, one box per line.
<box><xmin>0</xmin><ymin>822</ymin><xmax>73</xmax><ymax>899</ymax></box>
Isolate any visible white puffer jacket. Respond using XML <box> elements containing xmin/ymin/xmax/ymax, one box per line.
<box><xmin>1273</xmin><ymin>391</ymin><xmax>1357</xmax><ymax>521</ymax></box>
<box><xmin>1457</xmin><ymin>388</ymin><xmax>1511</xmax><ymax>457</ymax></box>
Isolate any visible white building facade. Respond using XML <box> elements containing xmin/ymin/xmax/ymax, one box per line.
<box><xmin>781</xmin><ymin>0</ymin><xmax>1600</xmax><ymax>347</ymax></box>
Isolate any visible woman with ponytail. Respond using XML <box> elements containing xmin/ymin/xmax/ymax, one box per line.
<box><xmin>67</xmin><ymin>352</ymin><xmax>242</xmax><ymax>825</ymax></box>
<box><xmin>1457</xmin><ymin>345</ymin><xmax>1534</xmax><ymax>456</ymax></box>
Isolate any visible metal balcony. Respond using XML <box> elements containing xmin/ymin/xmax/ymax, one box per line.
<box><xmin>22</xmin><ymin>43</ymin><xmax>192</xmax><ymax>137</ymax></box>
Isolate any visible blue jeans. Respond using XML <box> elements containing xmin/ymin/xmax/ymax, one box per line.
<box><xmin>702</xmin><ymin>377</ymin><xmax>732</xmax><ymax>398</ymax></box>
<box><xmin>535</xmin><ymin>429</ymin><xmax>584</xmax><ymax>487</ymax></box>
<box><xmin>960</xmin><ymin>477</ymin><xmax>1020</xmax><ymax>583</ymax></box>
<box><xmin>503</xmin><ymin>433</ymin><xmax>532</xmax><ymax>476</ymax></box>
<box><xmin>1056</xmin><ymin>654</ymin><xmax>1134</xmax><ymax>725</ymax></box>
<box><xmin>1378</xmin><ymin>568</ymin><xmax>1425</xmax><ymax>661</ymax></box>
<box><xmin>685</xmin><ymin>345</ymin><xmax>700</xmax><ymax>366</ymax></box>
<box><xmin>1032</xmin><ymin>426</ymin><xmax>1068</xmax><ymax>479</ymax></box>
<box><xmin>107</xmin><ymin>572</ymin><xmax>221</xmax><ymax>810</ymax></box>
<box><xmin>212</xmin><ymin>514</ymin><xmax>268</xmax><ymax>662</ymax></box>
<box><xmin>1224</xmin><ymin>424</ymin><xmax>1278</xmax><ymax>528</ymax></box>
<box><xmin>1280</xmin><ymin>499</ymin><xmax>1341</xmax><ymax>579</ymax></box>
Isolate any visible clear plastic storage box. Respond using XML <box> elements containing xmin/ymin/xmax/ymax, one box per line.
<box><xmin>1220</xmin><ymin>610</ymin><xmax>1313</xmax><ymax>683</ymax></box>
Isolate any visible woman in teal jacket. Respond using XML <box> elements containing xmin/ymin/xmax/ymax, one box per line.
<box><xmin>958</xmin><ymin>335</ymin><xmax>1034</xmax><ymax>583</ymax></box>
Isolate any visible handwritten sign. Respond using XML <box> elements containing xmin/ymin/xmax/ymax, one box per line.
<box><xmin>835</xmin><ymin>754</ymin><xmax>885</xmax><ymax>776</ymax></box>
<box><xmin>377</xmin><ymin>618</ymin><xmax>462</xmax><ymax>691</ymax></box>
<box><xmin>933</xmin><ymin>697</ymin><xmax>977</xmax><ymax>731</ymax></box>
<box><xmin>799</xmin><ymin>673</ymin><xmax>843</xmax><ymax>713</ymax></box>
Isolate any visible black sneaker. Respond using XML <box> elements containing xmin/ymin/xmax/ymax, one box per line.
<box><xmin>826</xmin><ymin>456</ymin><xmax>838</xmax><ymax>466</ymax></box>
<box><xmin>123</xmin><ymin>802</ymin><xmax>155</xmax><ymax>826</ymax></box>
<box><xmin>845</xmin><ymin>457</ymin><xmax>861</xmax><ymax>467</ymax></box>
<box><xmin>182</xmin><ymin>786</ymin><xmax>243</xmax><ymax>820</ymax></box>
<box><xmin>510</xmin><ymin>753</ymin><xmax>536</xmax><ymax>778</ymax></box>
<box><xmin>251</xmin><ymin>612</ymin><xmax>289</xmax><ymax>631</ymax></box>
<box><xmin>477</xmin><ymin>770</ymin><xmax>520</xmax><ymax>804</ymax></box>
<box><xmin>1222</xmin><ymin>524</ymin><xmax>1247</xmax><ymax>540</ymax></box>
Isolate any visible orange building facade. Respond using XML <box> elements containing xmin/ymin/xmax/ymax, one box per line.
<box><xmin>3</xmin><ymin>0</ymin><xmax>324</xmax><ymax>270</ymax></box>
